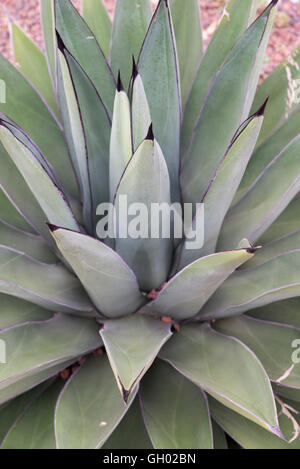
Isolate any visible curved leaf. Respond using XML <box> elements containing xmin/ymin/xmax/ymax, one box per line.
<box><xmin>0</xmin><ymin>295</ymin><xmax>52</xmax><ymax>330</ymax></box>
<box><xmin>82</xmin><ymin>0</ymin><xmax>111</xmax><ymax>58</ymax></box>
<box><xmin>40</xmin><ymin>0</ymin><xmax>57</xmax><ymax>89</ymax></box>
<box><xmin>148</xmin><ymin>249</ymin><xmax>254</xmax><ymax>320</ymax></box>
<box><xmin>138</xmin><ymin>0</ymin><xmax>181</xmax><ymax>203</ymax></box>
<box><xmin>198</xmin><ymin>251</ymin><xmax>300</xmax><ymax>321</ymax></box>
<box><xmin>0</xmin><ymin>246</ymin><xmax>94</xmax><ymax>314</ymax></box>
<box><xmin>110</xmin><ymin>0</ymin><xmax>152</xmax><ymax>89</ymax></box>
<box><xmin>115</xmin><ymin>137</ymin><xmax>172</xmax><ymax>292</ymax></box>
<box><xmin>140</xmin><ymin>360</ymin><xmax>213</xmax><ymax>449</ymax></box>
<box><xmin>55</xmin><ymin>355</ymin><xmax>136</xmax><ymax>449</ymax></box>
<box><xmin>131</xmin><ymin>69</ymin><xmax>152</xmax><ymax>151</ymax></box>
<box><xmin>249</xmin><ymin>298</ymin><xmax>300</xmax><ymax>329</ymax></box>
<box><xmin>182</xmin><ymin>1</ymin><xmax>278</xmax><ymax>206</ymax></box>
<box><xmin>100</xmin><ymin>315</ymin><xmax>172</xmax><ymax>402</ymax></box>
<box><xmin>212</xmin><ymin>420</ymin><xmax>228</xmax><ymax>449</ymax></box>
<box><xmin>160</xmin><ymin>323</ymin><xmax>279</xmax><ymax>433</ymax></box>
<box><xmin>50</xmin><ymin>227</ymin><xmax>145</xmax><ymax>318</ymax></box>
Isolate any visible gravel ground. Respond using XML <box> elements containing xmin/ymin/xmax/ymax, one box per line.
<box><xmin>0</xmin><ymin>0</ymin><xmax>299</xmax><ymax>78</ymax></box>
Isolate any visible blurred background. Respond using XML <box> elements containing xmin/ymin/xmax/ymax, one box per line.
<box><xmin>0</xmin><ymin>0</ymin><xmax>299</xmax><ymax>79</ymax></box>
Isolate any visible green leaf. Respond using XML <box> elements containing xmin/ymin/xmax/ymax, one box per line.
<box><xmin>82</xmin><ymin>0</ymin><xmax>112</xmax><ymax>58</ymax></box>
<box><xmin>131</xmin><ymin>69</ymin><xmax>152</xmax><ymax>151</ymax></box>
<box><xmin>100</xmin><ymin>315</ymin><xmax>172</xmax><ymax>401</ymax></box>
<box><xmin>210</xmin><ymin>396</ymin><xmax>300</xmax><ymax>449</ymax></box>
<box><xmin>0</xmin><ymin>52</ymin><xmax>77</xmax><ymax>197</ymax></box>
<box><xmin>249</xmin><ymin>298</ymin><xmax>300</xmax><ymax>329</ymax></box>
<box><xmin>198</xmin><ymin>251</ymin><xmax>300</xmax><ymax>321</ymax></box>
<box><xmin>40</xmin><ymin>0</ymin><xmax>57</xmax><ymax>89</ymax></box>
<box><xmin>234</xmin><ymin>109</ymin><xmax>300</xmax><ymax>204</ymax></box>
<box><xmin>55</xmin><ymin>355</ymin><xmax>137</xmax><ymax>449</ymax></box>
<box><xmin>181</xmin><ymin>1</ymin><xmax>278</xmax><ymax>206</ymax></box>
<box><xmin>64</xmin><ymin>46</ymin><xmax>111</xmax><ymax>234</ymax></box>
<box><xmin>178</xmin><ymin>110</ymin><xmax>264</xmax><ymax>266</ymax></box>
<box><xmin>0</xmin><ymin>123</ymin><xmax>80</xmax><ymax>233</ymax></box>
<box><xmin>0</xmin><ymin>295</ymin><xmax>52</xmax><ymax>329</ymax></box>
<box><xmin>214</xmin><ymin>316</ymin><xmax>300</xmax><ymax>389</ymax></box>
<box><xmin>109</xmin><ymin>85</ymin><xmax>132</xmax><ymax>201</ymax></box>
<box><xmin>0</xmin><ymin>246</ymin><xmax>94</xmax><ymax>314</ymax></box>
<box><xmin>0</xmin><ymin>221</ymin><xmax>56</xmax><ymax>264</ymax></box>
<box><xmin>181</xmin><ymin>0</ymin><xmax>261</xmax><ymax>159</ymax></box>
<box><xmin>138</xmin><ymin>0</ymin><xmax>181</xmax><ymax>203</ymax></box>
<box><xmin>114</xmin><ymin>137</ymin><xmax>172</xmax><ymax>292</ymax></box>
<box><xmin>50</xmin><ymin>227</ymin><xmax>145</xmax><ymax>318</ymax></box>
<box><xmin>212</xmin><ymin>420</ymin><xmax>228</xmax><ymax>449</ymax></box>
<box><xmin>57</xmin><ymin>48</ymin><xmax>93</xmax><ymax>233</ymax></box>
<box><xmin>56</xmin><ymin>0</ymin><xmax>116</xmax><ymax>117</ymax></box>
<box><xmin>0</xmin><ymin>315</ymin><xmax>101</xmax><ymax>392</ymax></box>
<box><xmin>0</xmin><ymin>185</ymin><xmax>34</xmax><ymax>234</ymax></box>
<box><xmin>273</xmin><ymin>384</ymin><xmax>300</xmax><ymax>403</ymax></box>
<box><xmin>1</xmin><ymin>379</ymin><xmax>63</xmax><ymax>449</ymax></box>
<box><xmin>160</xmin><ymin>323</ymin><xmax>279</xmax><ymax>433</ymax></box>
<box><xmin>148</xmin><ymin>249</ymin><xmax>254</xmax><ymax>320</ymax></box>
<box><xmin>251</xmin><ymin>46</ymin><xmax>300</xmax><ymax>148</ymax></box>
<box><xmin>103</xmin><ymin>398</ymin><xmax>152</xmax><ymax>449</ymax></box>
<box><xmin>219</xmin><ymin>134</ymin><xmax>300</xmax><ymax>249</ymax></box>
<box><xmin>169</xmin><ymin>0</ymin><xmax>202</xmax><ymax>106</ymax></box>
<box><xmin>140</xmin><ymin>360</ymin><xmax>213</xmax><ymax>449</ymax></box>
<box><xmin>110</xmin><ymin>0</ymin><xmax>152</xmax><ymax>89</ymax></box>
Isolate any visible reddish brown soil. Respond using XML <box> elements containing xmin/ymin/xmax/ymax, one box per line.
<box><xmin>0</xmin><ymin>0</ymin><xmax>299</xmax><ymax>78</ymax></box>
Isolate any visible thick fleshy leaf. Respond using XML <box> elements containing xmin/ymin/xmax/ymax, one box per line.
<box><xmin>100</xmin><ymin>315</ymin><xmax>172</xmax><ymax>401</ymax></box>
<box><xmin>251</xmin><ymin>46</ymin><xmax>300</xmax><ymax>147</ymax></box>
<box><xmin>210</xmin><ymin>396</ymin><xmax>300</xmax><ymax>449</ymax></box>
<box><xmin>0</xmin><ymin>221</ymin><xmax>56</xmax><ymax>263</ymax></box>
<box><xmin>131</xmin><ymin>68</ymin><xmax>152</xmax><ymax>151</ymax></box>
<box><xmin>181</xmin><ymin>1</ymin><xmax>278</xmax><ymax>206</ymax></box>
<box><xmin>0</xmin><ymin>51</ymin><xmax>77</xmax><ymax>197</ymax></box>
<box><xmin>0</xmin><ymin>358</ymin><xmax>77</xmax><ymax>406</ymax></box>
<box><xmin>147</xmin><ymin>249</ymin><xmax>254</xmax><ymax>320</ymax></box>
<box><xmin>64</xmin><ymin>48</ymin><xmax>111</xmax><ymax>233</ymax></box>
<box><xmin>56</xmin><ymin>0</ymin><xmax>116</xmax><ymax>117</ymax></box>
<box><xmin>0</xmin><ymin>295</ymin><xmax>52</xmax><ymax>330</ymax></box>
<box><xmin>115</xmin><ymin>137</ymin><xmax>172</xmax><ymax>292</ymax></box>
<box><xmin>0</xmin><ymin>123</ymin><xmax>80</xmax><ymax>233</ymax></box>
<box><xmin>50</xmin><ymin>227</ymin><xmax>145</xmax><ymax>318</ymax></box>
<box><xmin>11</xmin><ymin>23</ymin><xmax>58</xmax><ymax>117</ymax></box>
<box><xmin>40</xmin><ymin>0</ymin><xmax>57</xmax><ymax>89</ymax></box>
<box><xmin>249</xmin><ymin>298</ymin><xmax>300</xmax><ymax>329</ymax></box>
<box><xmin>103</xmin><ymin>398</ymin><xmax>152</xmax><ymax>449</ymax></box>
<box><xmin>273</xmin><ymin>384</ymin><xmax>300</xmax><ymax>403</ymax></box>
<box><xmin>234</xmin><ymin>109</ymin><xmax>300</xmax><ymax>204</ymax></box>
<box><xmin>0</xmin><ymin>186</ymin><xmax>34</xmax><ymax>234</ymax></box>
<box><xmin>1</xmin><ymin>379</ymin><xmax>63</xmax><ymax>449</ymax></box>
<box><xmin>181</xmin><ymin>0</ymin><xmax>264</xmax><ymax>159</ymax></box>
<box><xmin>219</xmin><ymin>134</ymin><xmax>300</xmax><ymax>249</ymax></box>
<box><xmin>0</xmin><ymin>381</ymin><xmax>52</xmax><ymax>445</ymax></box>
<box><xmin>198</xmin><ymin>250</ymin><xmax>300</xmax><ymax>321</ymax></box>
<box><xmin>138</xmin><ymin>0</ymin><xmax>181</xmax><ymax>203</ymax></box>
<box><xmin>140</xmin><ymin>360</ymin><xmax>213</xmax><ymax>449</ymax></box>
<box><xmin>169</xmin><ymin>0</ymin><xmax>202</xmax><ymax>106</ymax></box>
<box><xmin>82</xmin><ymin>0</ymin><xmax>112</xmax><ymax>58</ymax></box>
<box><xmin>55</xmin><ymin>355</ymin><xmax>137</xmax><ymax>449</ymax></box>
<box><xmin>214</xmin><ymin>316</ymin><xmax>300</xmax><ymax>389</ymax></box>
<box><xmin>178</xmin><ymin>110</ymin><xmax>264</xmax><ymax>267</ymax></box>
<box><xmin>0</xmin><ymin>315</ymin><xmax>101</xmax><ymax>392</ymax></box>
<box><xmin>212</xmin><ymin>421</ymin><xmax>228</xmax><ymax>450</ymax></box>
<box><xmin>0</xmin><ymin>246</ymin><xmax>94</xmax><ymax>314</ymax></box>
<box><xmin>109</xmin><ymin>85</ymin><xmax>132</xmax><ymax>201</ymax></box>
<box><xmin>160</xmin><ymin>323</ymin><xmax>279</xmax><ymax>433</ymax></box>
<box><xmin>110</xmin><ymin>0</ymin><xmax>152</xmax><ymax>89</ymax></box>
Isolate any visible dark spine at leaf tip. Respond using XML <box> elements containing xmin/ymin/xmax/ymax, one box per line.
<box><xmin>256</xmin><ymin>97</ymin><xmax>269</xmax><ymax>116</ymax></box>
<box><xmin>146</xmin><ymin>123</ymin><xmax>154</xmax><ymax>141</ymax></box>
<box><xmin>117</xmin><ymin>71</ymin><xmax>124</xmax><ymax>92</ymax></box>
<box><xmin>47</xmin><ymin>223</ymin><xmax>60</xmax><ymax>232</ymax></box>
<box><xmin>132</xmin><ymin>56</ymin><xmax>138</xmax><ymax>81</ymax></box>
<box><xmin>56</xmin><ymin>31</ymin><xmax>66</xmax><ymax>53</ymax></box>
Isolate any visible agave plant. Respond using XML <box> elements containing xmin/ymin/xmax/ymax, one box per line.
<box><xmin>0</xmin><ymin>0</ymin><xmax>300</xmax><ymax>450</ymax></box>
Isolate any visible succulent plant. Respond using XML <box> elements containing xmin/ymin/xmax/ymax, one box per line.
<box><xmin>0</xmin><ymin>0</ymin><xmax>300</xmax><ymax>450</ymax></box>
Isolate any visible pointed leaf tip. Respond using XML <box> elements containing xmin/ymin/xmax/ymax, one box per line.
<box><xmin>132</xmin><ymin>55</ymin><xmax>138</xmax><ymax>81</ymax></box>
<box><xmin>256</xmin><ymin>97</ymin><xmax>269</xmax><ymax>116</ymax></box>
<box><xmin>145</xmin><ymin>123</ymin><xmax>154</xmax><ymax>141</ymax></box>
<box><xmin>117</xmin><ymin>71</ymin><xmax>124</xmax><ymax>92</ymax></box>
<box><xmin>47</xmin><ymin>223</ymin><xmax>60</xmax><ymax>232</ymax></box>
